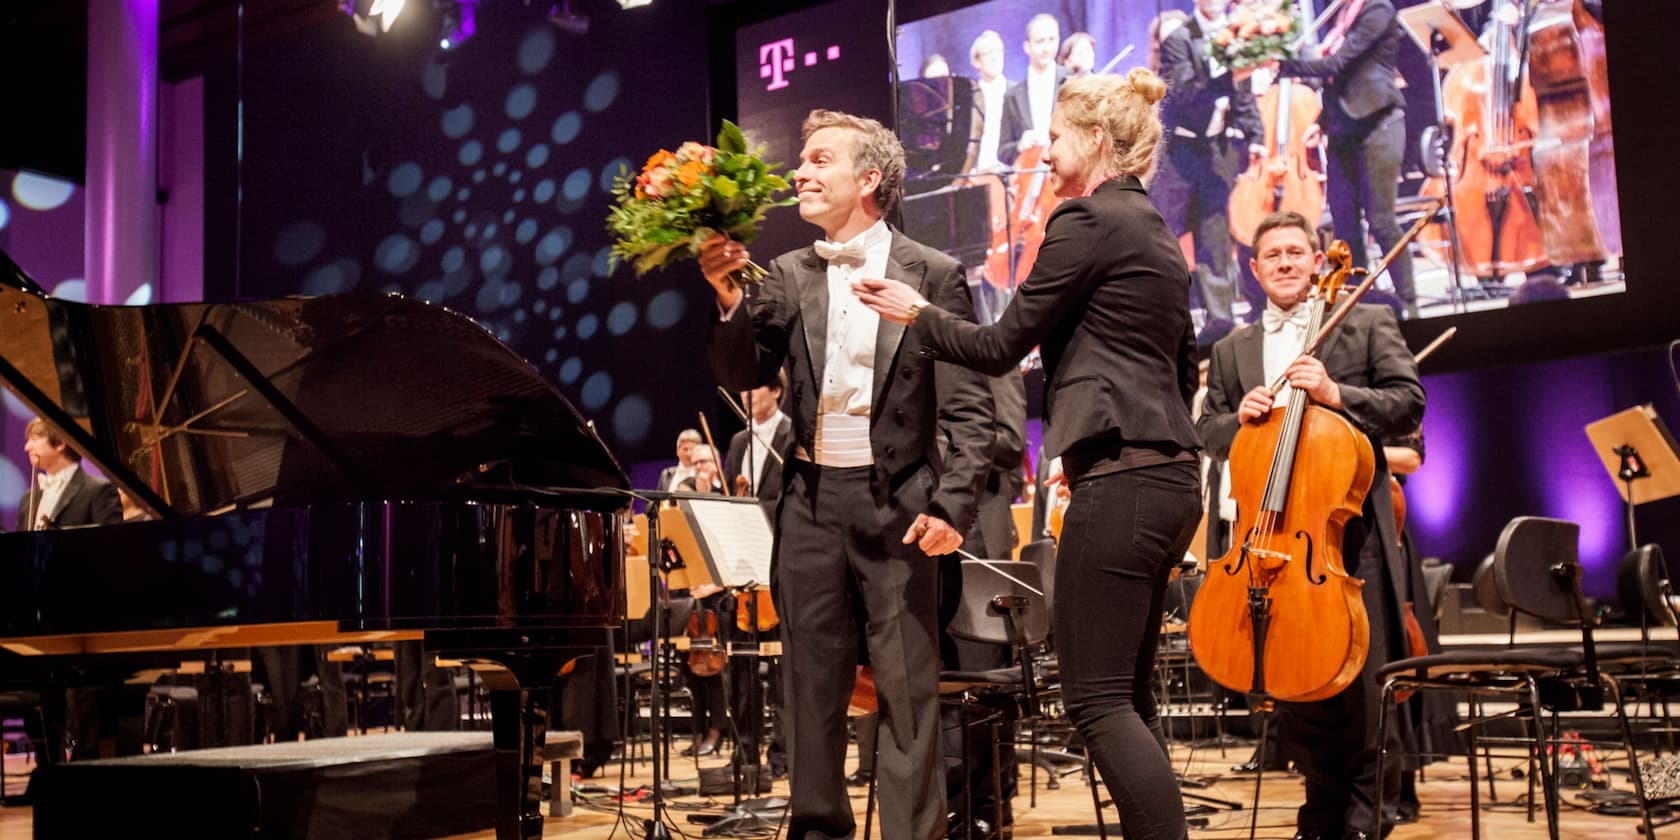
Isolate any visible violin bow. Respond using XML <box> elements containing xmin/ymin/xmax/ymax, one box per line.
<box><xmin>1269</xmin><ymin>197</ymin><xmax>1445</xmax><ymax>395</ymax></box>
<box><xmin>714</xmin><ymin>386</ymin><xmax>786</xmax><ymax>466</ymax></box>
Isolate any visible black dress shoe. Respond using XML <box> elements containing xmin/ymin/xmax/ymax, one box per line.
<box><xmin>845</xmin><ymin>768</ymin><xmax>873</xmax><ymax>787</ymax></box>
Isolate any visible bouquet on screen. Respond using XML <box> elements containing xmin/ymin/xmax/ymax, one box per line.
<box><xmin>1206</xmin><ymin>1</ymin><xmax>1301</xmax><ymax>71</ymax></box>
<box><xmin>606</xmin><ymin>121</ymin><xmax>796</xmax><ymax>288</ymax></box>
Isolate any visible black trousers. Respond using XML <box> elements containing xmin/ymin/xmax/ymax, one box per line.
<box><xmin>1326</xmin><ymin>108</ymin><xmax>1415</xmax><ymax>307</ymax></box>
<box><xmin>1154</xmin><ymin>137</ymin><xmax>1246</xmax><ymax>323</ymax></box>
<box><xmin>1274</xmin><ymin>517</ymin><xmax>1401</xmax><ymax>836</ymax></box>
<box><xmin>776</xmin><ymin>460</ymin><xmax>944</xmax><ymax>840</ymax></box>
<box><xmin>1057</xmin><ymin>461</ymin><xmax>1201</xmax><ymax>840</ymax></box>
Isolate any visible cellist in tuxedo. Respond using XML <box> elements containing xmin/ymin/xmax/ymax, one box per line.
<box><xmin>1197</xmin><ymin>211</ymin><xmax>1423</xmax><ymax>840</ymax></box>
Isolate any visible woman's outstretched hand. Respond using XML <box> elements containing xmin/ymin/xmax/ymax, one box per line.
<box><xmin>852</xmin><ymin>277</ymin><xmax>928</xmax><ymax>326</ymax></box>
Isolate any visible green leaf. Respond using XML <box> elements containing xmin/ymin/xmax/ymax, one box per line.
<box><xmin>713</xmin><ymin>176</ymin><xmax>739</xmax><ymax>199</ymax></box>
<box><xmin>717</xmin><ymin>120</ymin><xmax>748</xmax><ymax>155</ymax></box>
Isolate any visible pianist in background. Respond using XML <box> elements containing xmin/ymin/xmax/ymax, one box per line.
<box><xmin>16</xmin><ymin>417</ymin><xmax>122</xmax><ymax>531</ymax></box>
<box><xmin>12</xmin><ymin>418</ymin><xmax>125</xmax><ymax>760</ymax></box>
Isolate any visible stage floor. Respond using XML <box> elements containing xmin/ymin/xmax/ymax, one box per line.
<box><xmin>7</xmin><ymin>736</ymin><xmax>1657</xmax><ymax>838</ymax></box>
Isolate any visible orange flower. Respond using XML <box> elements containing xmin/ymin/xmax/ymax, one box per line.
<box><xmin>677</xmin><ymin>159</ymin><xmax>708</xmax><ymax>187</ymax></box>
<box><xmin>1237</xmin><ymin>20</ymin><xmax>1260</xmax><ymax>38</ymax></box>
<box><xmin>644</xmin><ymin>149</ymin><xmax>675</xmax><ymax>173</ymax></box>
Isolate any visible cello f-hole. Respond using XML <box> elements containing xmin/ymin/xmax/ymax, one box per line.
<box><xmin>1296</xmin><ymin>529</ymin><xmax>1324</xmax><ymax>585</ymax></box>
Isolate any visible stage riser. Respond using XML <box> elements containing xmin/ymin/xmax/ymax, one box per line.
<box><xmin>27</xmin><ymin>733</ymin><xmax>498</xmax><ymax>838</ymax></box>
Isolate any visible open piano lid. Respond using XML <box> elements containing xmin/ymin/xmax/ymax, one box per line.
<box><xmin>0</xmin><ymin>248</ymin><xmax>629</xmax><ymax>517</ymax></box>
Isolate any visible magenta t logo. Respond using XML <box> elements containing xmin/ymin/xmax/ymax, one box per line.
<box><xmin>760</xmin><ymin>39</ymin><xmax>796</xmax><ymax>91</ymax></box>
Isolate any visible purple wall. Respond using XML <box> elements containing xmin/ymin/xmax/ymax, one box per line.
<box><xmin>1408</xmin><ymin>347</ymin><xmax>1680</xmax><ymax>601</ymax></box>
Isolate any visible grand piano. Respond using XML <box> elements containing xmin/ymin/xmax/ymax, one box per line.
<box><xmin>0</xmin><ymin>248</ymin><xmax>629</xmax><ymax>838</ymax></box>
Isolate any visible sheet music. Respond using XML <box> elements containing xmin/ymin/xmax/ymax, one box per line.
<box><xmin>682</xmin><ymin>498</ymin><xmax>775</xmax><ymax>588</ymax></box>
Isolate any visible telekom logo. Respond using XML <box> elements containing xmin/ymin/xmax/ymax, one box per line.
<box><xmin>759</xmin><ymin>38</ymin><xmax>842</xmax><ymax>92</ymax></box>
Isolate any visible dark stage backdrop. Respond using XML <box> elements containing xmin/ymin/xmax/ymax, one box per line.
<box><xmin>1410</xmin><ymin>344</ymin><xmax>1680</xmax><ymax>602</ymax></box>
<box><xmin>201</xmin><ymin>2</ymin><xmax>716</xmax><ymax>476</ymax></box>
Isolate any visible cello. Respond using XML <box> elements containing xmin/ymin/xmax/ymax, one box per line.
<box><xmin>1421</xmin><ymin>0</ymin><xmax>1549</xmax><ymax>280</ymax></box>
<box><xmin>1188</xmin><ymin>242</ymin><xmax>1375</xmax><ymax>704</ymax></box>
<box><xmin>1527</xmin><ymin>0</ymin><xmax>1620</xmax><ymax>268</ymax></box>
<box><xmin>984</xmin><ymin>144</ymin><xmax>1063</xmax><ymax>289</ymax></box>
<box><xmin>1228</xmin><ymin>77</ymin><xmax>1326</xmax><ymax>249</ymax></box>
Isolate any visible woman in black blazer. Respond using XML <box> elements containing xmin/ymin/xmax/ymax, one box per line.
<box><xmin>855</xmin><ymin>68</ymin><xmax>1199</xmax><ymax>840</ymax></box>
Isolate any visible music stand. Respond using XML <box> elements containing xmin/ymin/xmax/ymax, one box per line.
<box><xmin>1399</xmin><ymin>2</ymin><xmax>1484</xmax><ymax>311</ymax></box>
<box><xmin>662</xmin><ymin>496</ymin><xmax>784</xmax><ymax>836</ymax></box>
<box><xmin>1585</xmin><ymin>405</ymin><xmax>1680</xmax><ymax>554</ymax></box>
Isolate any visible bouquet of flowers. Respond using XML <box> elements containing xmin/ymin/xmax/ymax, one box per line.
<box><xmin>606</xmin><ymin>120</ymin><xmax>796</xmax><ymax>287</ymax></box>
<box><xmin>1206</xmin><ymin>1</ymin><xmax>1300</xmax><ymax>72</ymax></box>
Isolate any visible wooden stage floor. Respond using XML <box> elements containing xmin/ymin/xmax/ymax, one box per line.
<box><xmin>4</xmin><ymin>737</ymin><xmax>1663</xmax><ymax>838</ymax></box>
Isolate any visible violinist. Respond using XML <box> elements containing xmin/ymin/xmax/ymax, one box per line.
<box><xmin>1197</xmin><ymin>211</ymin><xmax>1423</xmax><ymax>840</ymax></box>
<box><xmin>1270</xmin><ymin>0</ymin><xmax>1418</xmax><ymax>320</ymax></box>
<box><xmin>723</xmin><ymin>371</ymin><xmax>793</xmax><ymax>516</ymax></box>
<box><xmin>998</xmin><ymin>14</ymin><xmax>1068</xmax><ymax>164</ymax></box>
<box><xmin>856</xmin><ymin>70</ymin><xmax>1203</xmax><ymax>840</ymax></box>
<box><xmin>1155</xmin><ymin>0</ymin><xmax>1264</xmax><ymax>327</ymax></box>
<box><xmin>675</xmin><ymin>443</ymin><xmax>725</xmax><ymax>494</ymax></box>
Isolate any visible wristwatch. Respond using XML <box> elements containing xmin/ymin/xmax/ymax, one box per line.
<box><xmin>907</xmin><ymin>299</ymin><xmax>932</xmax><ymax>324</ymax></box>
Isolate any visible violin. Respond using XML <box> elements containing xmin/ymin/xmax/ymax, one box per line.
<box><xmin>734</xmin><ymin>585</ymin><xmax>779</xmax><ymax>633</ymax></box>
<box><xmin>1188</xmin><ymin>242</ymin><xmax>1375</xmax><ymax>704</ymax></box>
<box><xmin>686</xmin><ymin>599</ymin><xmax>726</xmax><ymax>678</ymax></box>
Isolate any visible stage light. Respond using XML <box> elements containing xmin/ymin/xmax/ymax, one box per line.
<box><xmin>438</xmin><ymin>0</ymin><xmax>479</xmax><ymax>50</ymax></box>
<box><xmin>616</xmin><ymin>0</ymin><xmax>653</xmax><ymax>8</ymax></box>
<box><xmin>341</xmin><ymin>0</ymin><xmax>407</xmax><ymax>36</ymax></box>
<box><xmin>545</xmin><ymin>1</ymin><xmax>590</xmax><ymax>36</ymax></box>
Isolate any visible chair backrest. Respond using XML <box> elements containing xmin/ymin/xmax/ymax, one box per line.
<box><xmin>1420</xmin><ymin>559</ymin><xmax>1454</xmax><ymax>622</ymax></box>
<box><xmin>948</xmin><ymin>559</ymin><xmax>1050</xmax><ymax>648</ymax></box>
<box><xmin>1473</xmin><ymin>553</ymin><xmax>1508</xmax><ymax>618</ymax></box>
<box><xmin>1492</xmin><ymin>516</ymin><xmax>1587</xmax><ymax>626</ymax></box>
<box><xmin>1018</xmin><ymin>537</ymin><xmax>1057</xmax><ymax>622</ymax></box>
<box><xmin>1617</xmin><ymin>543</ymin><xmax>1673</xmax><ymax>629</ymax></box>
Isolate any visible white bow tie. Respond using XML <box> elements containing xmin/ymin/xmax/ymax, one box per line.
<box><xmin>38</xmin><ymin>469</ymin><xmax>73</xmax><ymax>494</ymax></box>
<box><xmin>813</xmin><ymin>238</ymin><xmax>867</xmax><ymax>267</ymax></box>
<box><xmin>1262</xmin><ymin>305</ymin><xmax>1310</xmax><ymax>333</ymax></box>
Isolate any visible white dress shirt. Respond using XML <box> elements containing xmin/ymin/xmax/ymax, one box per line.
<box><xmin>808</xmin><ymin>220</ymin><xmax>891</xmax><ymax>467</ymax></box>
<box><xmin>34</xmin><ymin>463</ymin><xmax>78</xmax><ymax>530</ymax></box>
<box><xmin>1262</xmin><ymin>302</ymin><xmax>1311</xmax><ymax>407</ymax></box>
<box><xmin>745</xmin><ymin>409</ymin><xmax>787</xmax><ymax>494</ymax></box>
<box><xmin>1026</xmin><ymin>65</ymin><xmax>1057</xmax><ymax>137</ymax></box>
<box><xmin>976</xmin><ymin>75</ymin><xmax>1009</xmax><ymax>170</ymax></box>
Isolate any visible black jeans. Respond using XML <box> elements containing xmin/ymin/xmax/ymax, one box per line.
<box><xmin>1057</xmin><ymin>461</ymin><xmax>1201</xmax><ymax>840</ymax></box>
<box><xmin>1326</xmin><ymin>108</ymin><xmax>1414</xmax><ymax>307</ymax></box>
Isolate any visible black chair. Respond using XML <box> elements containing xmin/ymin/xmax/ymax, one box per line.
<box><xmin>1374</xmin><ymin>516</ymin><xmax>1659</xmax><ymax>839</ymax></box>
<box><xmin>859</xmin><ymin>558</ymin><xmax>1051</xmax><ymax>840</ymax></box>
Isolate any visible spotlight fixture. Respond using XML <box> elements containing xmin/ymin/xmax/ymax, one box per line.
<box><xmin>545</xmin><ymin>1</ymin><xmax>590</xmax><ymax>35</ymax></box>
<box><xmin>617</xmin><ymin>0</ymin><xmax>653</xmax><ymax>8</ymax></box>
<box><xmin>341</xmin><ymin>0</ymin><xmax>408</xmax><ymax>36</ymax></box>
<box><xmin>438</xmin><ymin>0</ymin><xmax>479</xmax><ymax>50</ymax></box>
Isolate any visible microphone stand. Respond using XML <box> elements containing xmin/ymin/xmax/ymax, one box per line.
<box><xmin>639</xmin><ymin>492</ymin><xmax>686</xmax><ymax>840</ymax></box>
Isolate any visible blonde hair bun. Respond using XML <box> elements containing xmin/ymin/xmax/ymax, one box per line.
<box><xmin>1126</xmin><ymin>67</ymin><xmax>1167</xmax><ymax>106</ymax></box>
